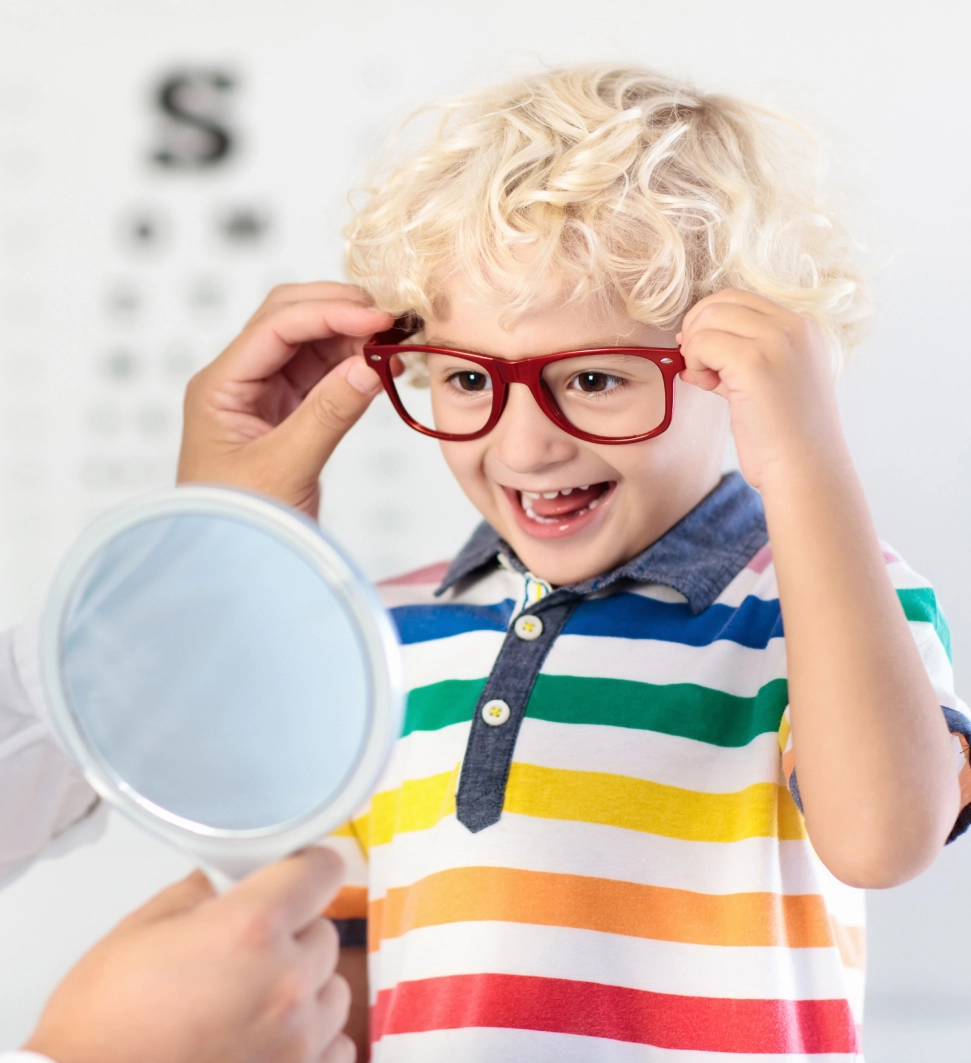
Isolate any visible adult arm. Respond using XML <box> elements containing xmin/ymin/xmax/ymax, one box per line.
<box><xmin>0</xmin><ymin>623</ymin><xmax>104</xmax><ymax>889</ymax></box>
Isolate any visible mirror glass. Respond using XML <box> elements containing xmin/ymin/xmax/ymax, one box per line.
<box><xmin>58</xmin><ymin>512</ymin><xmax>371</xmax><ymax>832</ymax></box>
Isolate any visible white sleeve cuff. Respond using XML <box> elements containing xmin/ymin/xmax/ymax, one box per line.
<box><xmin>0</xmin><ymin>1052</ymin><xmax>58</xmax><ymax>1063</ymax></box>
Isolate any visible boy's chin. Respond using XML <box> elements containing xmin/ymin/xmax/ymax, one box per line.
<box><xmin>505</xmin><ymin>536</ymin><xmax>617</xmax><ymax>588</ymax></box>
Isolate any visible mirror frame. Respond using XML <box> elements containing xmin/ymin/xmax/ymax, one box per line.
<box><xmin>40</xmin><ymin>485</ymin><xmax>404</xmax><ymax>878</ymax></box>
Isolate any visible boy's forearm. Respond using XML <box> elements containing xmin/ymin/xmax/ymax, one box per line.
<box><xmin>337</xmin><ymin>946</ymin><xmax>369</xmax><ymax>1061</ymax></box>
<box><xmin>761</xmin><ymin>444</ymin><xmax>959</xmax><ymax>888</ymax></box>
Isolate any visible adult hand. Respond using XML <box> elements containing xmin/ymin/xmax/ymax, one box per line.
<box><xmin>178</xmin><ymin>282</ymin><xmax>392</xmax><ymax>517</ymax></box>
<box><xmin>23</xmin><ymin>847</ymin><xmax>355</xmax><ymax>1063</ymax></box>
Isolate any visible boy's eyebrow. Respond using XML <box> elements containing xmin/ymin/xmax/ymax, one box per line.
<box><xmin>422</xmin><ymin>335</ymin><xmax>490</xmax><ymax>354</ymax></box>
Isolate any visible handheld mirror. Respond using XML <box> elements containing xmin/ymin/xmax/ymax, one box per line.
<box><xmin>39</xmin><ymin>486</ymin><xmax>403</xmax><ymax>886</ymax></box>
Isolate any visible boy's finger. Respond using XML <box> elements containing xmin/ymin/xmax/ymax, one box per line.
<box><xmin>680</xmin><ymin>328</ymin><xmax>754</xmax><ymax>374</ymax></box>
<box><xmin>682</xmin><ymin>289</ymin><xmax>778</xmax><ymax>334</ymax></box>
<box><xmin>231</xmin><ymin>848</ymin><xmax>347</xmax><ymax>935</ymax></box>
<box><xmin>213</xmin><ymin>300</ymin><xmax>393</xmax><ymax>384</ymax></box>
<box><xmin>268</xmin><ymin>355</ymin><xmax>383</xmax><ymax>475</ymax></box>
<box><xmin>683</xmin><ymin>301</ymin><xmax>780</xmax><ymax>344</ymax></box>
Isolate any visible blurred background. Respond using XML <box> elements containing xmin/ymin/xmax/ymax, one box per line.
<box><xmin>1</xmin><ymin>1</ymin><xmax>968</xmax><ymax>1058</ymax></box>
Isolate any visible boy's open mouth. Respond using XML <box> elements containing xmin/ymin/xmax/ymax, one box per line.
<box><xmin>504</xmin><ymin>482</ymin><xmax>615</xmax><ymax>540</ymax></box>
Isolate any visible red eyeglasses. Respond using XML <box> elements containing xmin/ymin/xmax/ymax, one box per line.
<box><xmin>363</xmin><ymin>321</ymin><xmax>685</xmax><ymax>445</ymax></box>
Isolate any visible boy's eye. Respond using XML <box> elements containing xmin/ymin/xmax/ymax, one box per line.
<box><xmin>447</xmin><ymin>370</ymin><xmax>492</xmax><ymax>393</ymax></box>
<box><xmin>569</xmin><ymin>371</ymin><xmax>624</xmax><ymax>394</ymax></box>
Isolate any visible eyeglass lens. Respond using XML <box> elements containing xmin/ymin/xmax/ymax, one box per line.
<box><xmin>391</xmin><ymin>350</ymin><xmax>667</xmax><ymax>439</ymax></box>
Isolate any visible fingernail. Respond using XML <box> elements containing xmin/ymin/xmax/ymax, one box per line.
<box><xmin>347</xmin><ymin>361</ymin><xmax>382</xmax><ymax>395</ymax></box>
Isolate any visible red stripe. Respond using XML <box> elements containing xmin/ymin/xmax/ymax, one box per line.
<box><xmin>372</xmin><ymin>974</ymin><xmax>859</xmax><ymax>1054</ymax></box>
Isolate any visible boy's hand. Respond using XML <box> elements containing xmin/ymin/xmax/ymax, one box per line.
<box><xmin>178</xmin><ymin>282</ymin><xmax>393</xmax><ymax>517</ymax></box>
<box><xmin>677</xmin><ymin>289</ymin><xmax>844</xmax><ymax>491</ymax></box>
<box><xmin>23</xmin><ymin>847</ymin><xmax>355</xmax><ymax>1063</ymax></box>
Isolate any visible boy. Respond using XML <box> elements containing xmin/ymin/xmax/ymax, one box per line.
<box><xmin>180</xmin><ymin>67</ymin><xmax>971</xmax><ymax>1061</ymax></box>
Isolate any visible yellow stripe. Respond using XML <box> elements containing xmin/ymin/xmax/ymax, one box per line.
<box><xmin>330</xmin><ymin>823</ymin><xmax>356</xmax><ymax>838</ymax></box>
<box><xmin>504</xmin><ymin>763</ymin><xmax>806</xmax><ymax>842</ymax></box>
<box><xmin>367</xmin><ymin>761</ymin><xmax>805</xmax><ymax>848</ymax></box>
<box><xmin>370</xmin><ymin>767</ymin><xmax>460</xmax><ymax>847</ymax></box>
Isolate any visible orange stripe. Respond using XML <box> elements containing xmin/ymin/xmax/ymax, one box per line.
<box><xmin>324</xmin><ymin>885</ymin><xmax>368</xmax><ymax>920</ymax></box>
<box><xmin>368</xmin><ymin>866</ymin><xmax>851</xmax><ymax>953</ymax></box>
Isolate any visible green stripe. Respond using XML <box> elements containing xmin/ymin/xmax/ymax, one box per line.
<box><xmin>526</xmin><ymin>674</ymin><xmax>789</xmax><ymax>747</ymax></box>
<box><xmin>403</xmin><ymin>674</ymin><xmax>789</xmax><ymax>747</ymax></box>
<box><xmin>403</xmin><ymin>679</ymin><xmax>484</xmax><ymax>736</ymax></box>
<box><xmin>898</xmin><ymin>587</ymin><xmax>952</xmax><ymax>662</ymax></box>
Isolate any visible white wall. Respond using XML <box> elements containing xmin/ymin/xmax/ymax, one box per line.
<box><xmin>1</xmin><ymin>1</ymin><xmax>969</xmax><ymax>1058</ymax></box>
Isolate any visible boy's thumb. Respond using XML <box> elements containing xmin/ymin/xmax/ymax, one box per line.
<box><xmin>272</xmin><ymin>355</ymin><xmax>382</xmax><ymax>476</ymax></box>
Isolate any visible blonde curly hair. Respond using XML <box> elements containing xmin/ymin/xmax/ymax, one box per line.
<box><xmin>344</xmin><ymin>65</ymin><xmax>869</xmax><ymax>368</ymax></box>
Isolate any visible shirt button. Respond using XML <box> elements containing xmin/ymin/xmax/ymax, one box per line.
<box><xmin>513</xmin><ymin>614</ymin><xmax>544</xmax><ymax>641</ymax></box>
<box><xmin>481</xmin><ymin>699</ymin><xmax>511</xmax><ymax>726</ymax></box>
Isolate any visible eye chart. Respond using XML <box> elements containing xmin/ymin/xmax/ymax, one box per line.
<box><xmin>0</xmin><ymin>3</ymin><xmax>479</xmax><ymax>628</ymax></box>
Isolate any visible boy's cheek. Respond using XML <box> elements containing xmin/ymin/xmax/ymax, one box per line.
<box><xmin>438</xmin><ymin>441</ymin><xmax>502</xmax><ymax>522</ymax></box>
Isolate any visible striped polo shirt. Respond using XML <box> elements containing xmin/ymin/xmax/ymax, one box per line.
<box><xmin>327</xmin><ymin>472</ymin><xmax>971</xmax><ymax>1061</ymax></box>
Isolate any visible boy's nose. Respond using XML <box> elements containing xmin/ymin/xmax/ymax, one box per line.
<box><xmin>488</xmin><ymin>382</ymin><xmax>578</xmax><ymax>473</ymax></box>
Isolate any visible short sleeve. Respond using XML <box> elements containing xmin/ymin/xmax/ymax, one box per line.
<box><xmin>321</xmin><ymin>808</ymin><xmax>370</xmax><ymax>947</ymax></box>
<box><xmin>779</xmin><ymin>547</ymin><xmax>971</xmax><ymax>844</ymax></box>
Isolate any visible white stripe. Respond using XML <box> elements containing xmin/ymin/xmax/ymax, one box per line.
<box><xmin>886</xmin><ymin>556</ymin><xmax>933</xmax><ymax>590</ymax></box>
<box><xmin>376</xmin><ymin>719</ymin><xmax>786</xmax><ymax>797</ymax></box>
<box><xmin>369</xmin><ymin>921</ymin><xmax>852</xmax><ymax>1000</ymax></box>
<box><xmin>402</xmin><ymin>629</ymin><xmax>504</xmax><ymax>687</ymax></box>
<box><xmin>515</xmin><ymin>719</ymin><xmax>786</xmax><ymax>791</ymax></box>
<box><xmin>543</xmin><ymin>633</ymin><xmax>786</xmax><ymax>697</ymax></box>
<box><xmin>715</xmin><ymin>565</ymin><xmax>781</xmax><ymax>608</ymax></box>
<box><xmin>367</xmin><ymin>813</ymin><xmax>841</xmax><ymax>898</ymax></box>
<box><xmin>373</xmin><ymin>1026</ymin><xmax>860</xmax><ymax>1063</ymax></box>
<box><xmin>912</xmin><ymin>623</ymin><xmax>954</xmax><ymax>688</ymax></box>
<box><xmin>376</xmin><ymin>722</ymin><xmax>467</xmax><ymax>792</ymax></box>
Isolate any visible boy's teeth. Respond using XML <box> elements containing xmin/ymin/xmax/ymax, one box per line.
<box><xmin>560</xmin><ymin>487</ymin><xmax>573</xmax><ymax>495</ymax></box>
<box><xmin>522</xmin><ymin>491</ymin><xmax>541</xmax><ymax>501</ymax></box>
<box><xmin>542</xmin><ymin>491</ymin><xmax>559</xmax><ymax>499</ymax></box>
<box><xmin>579</xmin><ymin>485</ymin><xmax>590</xmax><ymax>491</ymax></box>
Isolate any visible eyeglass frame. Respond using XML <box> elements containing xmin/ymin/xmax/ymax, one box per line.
<box><xmin>362</xmin><ymin>320</ymin><xmax>687</xmax><ymax>445</ymax></box>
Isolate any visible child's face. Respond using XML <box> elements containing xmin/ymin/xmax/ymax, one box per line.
<box><xmin>425</xmin><ymin>278</ymin><xmax>731</xmax><ymax>585</ymax></box>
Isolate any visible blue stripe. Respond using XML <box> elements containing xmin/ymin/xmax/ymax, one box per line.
<box><xmin>392</xmin><ymin>600</ymin><xmax>515</xmax><ymax>645</ymax></box>
<box><xmin>391</xmin><ymin>592</ymin><xmax>782</xmax><ymax>649</ymax></box>
<box><xmin>563</xmin><ymin>592</ymin><xmax>783</xmax><ymax>648</ymax></box>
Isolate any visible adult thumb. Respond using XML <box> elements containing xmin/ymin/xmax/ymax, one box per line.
<box><xmin>269</xmin><ymin>354</ymin><xmax>383</xmax><ymax>480</ymax></box>
<box><xmin>125</xmin><ymin>870</ymin><xmax>216</xmax><ymax>927</ymax></box>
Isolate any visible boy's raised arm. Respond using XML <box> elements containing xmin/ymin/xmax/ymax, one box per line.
<box><xmin>679</xmin><ymin>288</ymin><xmax>961</xmax><ymax>888</ymax></box>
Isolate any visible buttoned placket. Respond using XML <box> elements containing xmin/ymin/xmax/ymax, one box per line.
<box><xmin>455</xmin><ymin>587</ymin><xmax>579</xmax><ymax>833</ymax></box>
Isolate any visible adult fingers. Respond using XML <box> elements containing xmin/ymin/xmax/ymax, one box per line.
<box><xmin>124</xmin><ymin>870</ymin><xmax>215</xmax><ymax>926</ymax></box>
<box><xmin>296</xmin><ymin>918</ymin><xmax>341</xmax><ymax>992</ymax></box>
<box><xmin>318</xmin><ymin>1032</ymin><xmax>357</xmax><ymax>1063</ymax></box>
<box><xmin>233</xmin><ymin>848</ymin><xmax>347</xmax><ymax>935</ymax></box>
<box><xmin>211</xmin><ymin>300</ymin><xmax>393</xmax><ymax>385</ymax></box>
<box><xmin>264</xmin><ymin>354</ymin><xmax>383</xmax><ymax>478</ymax></box>
<box><xmin>245</xmin><ymin>283</ymin><xmax>373</xmax><ymax>325</ymax></box>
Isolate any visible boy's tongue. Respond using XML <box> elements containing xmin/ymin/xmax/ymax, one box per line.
<box><xmin>526</xmin><ymin>483</ymin><xmax>606</xmax><ymax>518</ymax></box>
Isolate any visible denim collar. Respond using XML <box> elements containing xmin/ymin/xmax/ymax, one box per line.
<box><xmin>435</xmin><ymin>471</ymin><xmax>768</xmax><ymax>615</ymax></box>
